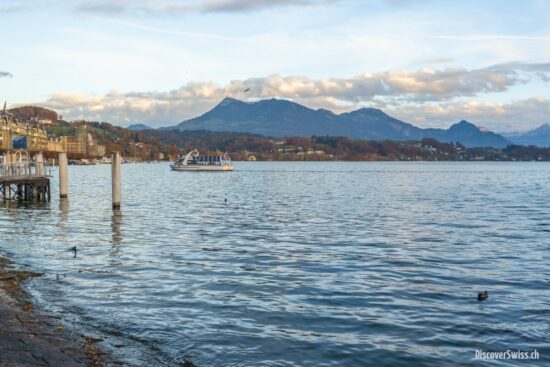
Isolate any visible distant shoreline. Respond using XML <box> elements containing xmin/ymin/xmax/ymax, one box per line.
<box><xmin>229</xmin><ymin>159</ymin><xmax>550</xmax><ymax>162</ymax></box>
<box><xmin>64</xmin><ymin>158</ymin><xmax>550</xmax><ymax>164</ymax></box>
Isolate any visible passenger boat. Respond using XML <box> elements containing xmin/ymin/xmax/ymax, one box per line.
<box><xmin>170</xmin><ymin>149</ymin><xmax>234</xmax><ymax>171</ymax></box>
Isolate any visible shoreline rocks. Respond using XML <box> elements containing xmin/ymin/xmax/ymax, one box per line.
<box><xmin>0</xmin><ymin>256</ymin><xmax>112</xmax><ymax>367</ymax></box>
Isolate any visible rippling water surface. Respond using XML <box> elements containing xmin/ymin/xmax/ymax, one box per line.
<box><xmin>1</xmin><ymin>162</ymin><xmax>549</xmax><ymax>366</ymax></box>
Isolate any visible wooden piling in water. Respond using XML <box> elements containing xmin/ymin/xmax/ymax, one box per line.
<box><xmin>59</xmin><ymin>152</ymin><xmax>68</xmax><ymax>198</ymax></box>
<box><xmin>3</xmin><ymin>181</ymin><xmax>9</xmax><ymax>200</ymax></box>
<box><xmin>112</xmin><ymin>152</ymin><xmax>121</xmax><ymax>210</ymax></box>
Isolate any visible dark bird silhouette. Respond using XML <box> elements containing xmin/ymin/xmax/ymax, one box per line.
<box><xmin>224</xmin><ymin>198</ymin><xmax>227</xmax><ymax>204</ymax></box>
<box><xmin>69</xmin><ymin>246</ymin><xmax>77</xmax><ymax>258</ymax></box>
<box><xmin>243</xmin><ymin>88</ymin><xmax>250</xmax><ymax>93</ymax></box>
<box><xmin>477</xmin><ymin>291</ymin><xmax>488</xmax><ymax>301</ymax></box>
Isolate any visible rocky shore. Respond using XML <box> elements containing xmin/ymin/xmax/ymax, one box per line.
<box><xmin>0</xmin><ymin>256</ymin><xmax>111</xmax><ymax>366</ymax></box>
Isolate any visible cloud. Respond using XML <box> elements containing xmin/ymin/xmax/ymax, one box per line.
<box><xmin>385</xmin><ymin>0</ymin><xmax>430</xmax><ymax>7</ymax></box>
<box><xmin>0</xmin><ymin>71</ymin><xmax>13</xmax><ymax>78</ymax></box>
<box><xmin>76</xmin><ymin>0</ymin><xmax>325</xmax><ymax>15</ymax></box>
<box><xmin>176</xmin><ymin>0</ymin><xmax>313</xmax><ymax>13</ymax></box>
<box><xmin>387</xmin><ymin>97</ymin><xmax>550</xmax><ymax>132</ymax></box>
<box><xmin>32</xmin><ymin>63</ymin><xmax>550</xmax><ymax>129</ymax></box>
<box><xmin>218</xmin><ymin>62</ymin><xmax>549</xmax><ymax>104</ymax></box>
<box><xmin>433</xmin><ymin>35</ymin><xmax>550</xmax><ymax>42</ymax></box>
<box><xmin>485</xmin><ymin>62</ymin><xmax>550</xmax><ymax>73</ymax></box>
<box><xmin>0</xmin><ymin>0</ymin><xmax>30</xmax><ymax>14</ymax></box>
<box><xmin>0</xmin><ymin>5</ymin><xmax>21</xmax><ymax>14</ymax></box>
<box><xmin>76</xmin><ymin>1</ymin><xmax>128</xmax><ymax>15</ymax></box>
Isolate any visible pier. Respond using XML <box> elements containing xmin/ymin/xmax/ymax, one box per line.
<box><xmin>0</xmin><ymin>152</ymin><xmax>51</xmax><ymax>202</ymax></box>
<box><xmin>1</xmin><ymin>151</ymin><xmax>122</xmax><ymax>207</ymax></box>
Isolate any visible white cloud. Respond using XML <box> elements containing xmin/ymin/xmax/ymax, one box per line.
<box><xmin>387</xmin><ymin>97</ymin><xmax>550</xmax><ymax>132</ymax></box>
<box><xmin>205</xmin><ymin>63</ymin><xmax>547</xmax><ymax>103</ymax></box>
<box><xmin>30</xmin><ymin>63</ymin><xmax>550</xmax><ymax>131</ymax></box>
<box><xmin>0</xmin><ymin>4</ymin><xmax>23</xmax><ymax>13</ymax></box>
<box><xmin>177</xmin><ymin>0</ymin><xmax>315</xmax><ymax>13</ymax></box>
<box><xmin>433</xmin><ymin>35</ymin><xmax>550</xmax><ymax>42</ymax></box>
<box><xmin>75</xmin><ymin>0</ymin><xmax>329</xmax><ymax>15</ymax></box>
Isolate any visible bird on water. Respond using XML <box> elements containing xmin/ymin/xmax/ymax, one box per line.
<box><xmin>477</xmin><ymin>291</ymin><xmax>488</xmax><ymax>301</ymax></box>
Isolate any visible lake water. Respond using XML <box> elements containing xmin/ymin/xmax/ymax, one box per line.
<box><xmin>0</xmin><ymin>162</ymin><xmax>549</xmax><ymax>366</ymax></box>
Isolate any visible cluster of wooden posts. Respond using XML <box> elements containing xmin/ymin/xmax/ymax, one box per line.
<box><xmin>1</xmin><ymin>151</ymin><xmax>122</xmax><ymax>210</ymax></box>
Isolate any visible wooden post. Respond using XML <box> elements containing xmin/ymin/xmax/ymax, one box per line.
<box><xmin>59</xmin><ymin>152</ymin><xmax>68</xmax><ymax>198</ymax></box>
<box><xmin>112</xmin><ymin>152</ymin><xmax>121</xmax><ymax>210</ymax></box>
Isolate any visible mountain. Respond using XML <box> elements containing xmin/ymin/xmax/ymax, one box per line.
<box><xmin>127</xmin><ymin>123</ymin><xmax>154</xmax><ymax>131</ymax></box>
<box><xmin>502</xmin><ymin>124</ymin><xmax>550</xmax><ymax>147</ymax></box>
<box><xmin>424</xmin><ymin>120</ymin><xmax>511</xmax><ymax>148</ymax></box>
<box><xmin>338</xmin><ymin>108</ymin><xmax>425</xmax><ymax>141</ymax></box>
<box><xmin>165</xmin><ymin>97</ymin><xmax>512</xmax><ymax>148</ymax></box>
<box><xmin>166</xmin><ymin>97</ymin><xmax>344</xmax><ymax>137</ymax></box>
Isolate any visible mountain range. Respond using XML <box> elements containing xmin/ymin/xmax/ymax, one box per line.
<box><xmin>162</xmin><ymin>97</ymin><xmax>513</xmax><ymax>148</ymax></box>
<box><xmin>13</xmin><ymin>98</ymin><xmax>547</xmax><ymax>148</ymax></box>
<box><xmin>502</xmin><ymin>123</ymin><xmax>550</xmax><ymax>147</ymax></box>
<box><xmin>127</xmin><ymin>123</ymin><xmax>153</xmax><ymax>131</ymax></box>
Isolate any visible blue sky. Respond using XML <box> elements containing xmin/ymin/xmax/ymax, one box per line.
<box><xmin>0</xmin><ymin>0</ymin><xmax>549</xmax><ymax>131</ymax></box>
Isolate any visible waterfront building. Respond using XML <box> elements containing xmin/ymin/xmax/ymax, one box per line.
<box><xmin>1</xmin><ymin>108</ymin><xmax>104</xmax><ymax>158</ymax></box>
<box><xmin>0</xmin><ymin>112</ymin><xmax>63</xmax><ymax>153</ymax></box>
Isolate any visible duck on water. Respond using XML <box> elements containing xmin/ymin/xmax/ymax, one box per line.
<box><xmin>170</xmin><ymin>149</ymin><xmax>234</xmax><ymax>172</ymax></box>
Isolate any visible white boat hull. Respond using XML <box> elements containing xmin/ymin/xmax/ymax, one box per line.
<box><xmin>170</xmin><ymin>164</ymin><xmax>234</xmax><ymax>172</ymax></box>
<box><xmin>170</xmin><ymin>150</ymin><xmax>234</xmax><ymax>171</ymax></box>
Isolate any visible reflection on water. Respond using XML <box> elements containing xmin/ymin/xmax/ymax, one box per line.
<box><xmin>111</xmin><ymin>209</ymin><xmax>122</xmax><ymax>245</ymax></box>
<box><xmin>110</xmin><ymin>209</ymin><xmax>123</xmax><ymax>269</ymax></box>
<box><xmin>1</xmin><ymin>162</ymin><xmax>549</xmax><ymax>367</ymax></box>
<box><xmin>59</xmin><ymin>197</ymin><xmax>69</xmax><ymax>226</ymax></box>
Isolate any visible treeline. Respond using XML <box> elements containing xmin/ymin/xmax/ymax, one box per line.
<box><xmin>43</xmin><ymin>120</ymin><xmax>550</xmax><ymax>161</ymax></box>
<box><xmin>142</xmin><ymin>130</ymin><xmax>550</xmax><ymax>161</ymax></box>
<box><xmin>141</xmin><ymin>130</ymin><xmax>462</xmax><ymax>161</ymax></box>
<box><xmin>9</xmin><ymin>106</ymin><xmax>58</xmax><ymax>122</ymax></box>
<box><xmin>148</xmin><ymin>129</ymin><xmax>275</xmax><ymax>154</ymax></box>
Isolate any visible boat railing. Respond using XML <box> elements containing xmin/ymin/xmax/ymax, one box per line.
<box><xmin>174</xmin><ymin>152</ymin><xmax>233</xmax><ymax>167</ymax></box>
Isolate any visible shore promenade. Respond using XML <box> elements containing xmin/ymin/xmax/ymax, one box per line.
<box><xmin>0</xmin><ymin>257</ymin><xmax>109</xmax><ymax>367</ymax></box>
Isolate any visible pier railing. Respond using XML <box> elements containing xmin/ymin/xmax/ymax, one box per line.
<box><xmin>1</xmin><ymin>152</ymin><xmax>52</xmax><ymax>201</ymax></box>
<box><xmin>0</xmin><ymin>162</ymin><xmax>49</xmax><ymax>181</ymax></box>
